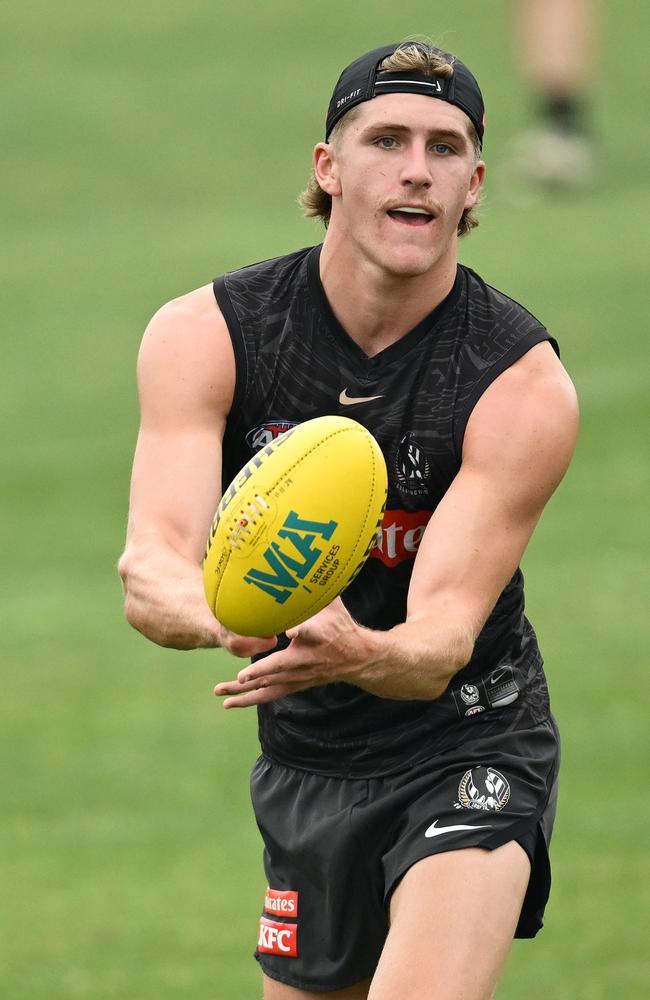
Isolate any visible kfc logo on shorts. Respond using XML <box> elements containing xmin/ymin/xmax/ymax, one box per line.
<box><xmin>456</xmin><ymin>766</ymin><xmax>511</xmax><ymax>812</ymax></box>
<box><xmin>257</xmin><ymin>917</ymin><xmax>298</xmax><ymax>958</ymax></box>
<box><xmin>264</xmin><ymin>886</ymin><xmax>299</xmax><ymax>918</ymax></box>
<box><xmin>246</xmin><ymin>420</ymin><xmax>298</xmax><ymax>453</ymax></box>
<box><xmin>369</xmin><ymin>509</ymin><xmax>432</xmax><ymax>568</ymax></box>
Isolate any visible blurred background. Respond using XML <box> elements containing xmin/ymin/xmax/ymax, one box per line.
<box><xmin>2</xmin><ymin>1</ymin><xmax>649</xmax><ymax>997</ymax></box>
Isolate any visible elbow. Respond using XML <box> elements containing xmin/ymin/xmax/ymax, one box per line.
<box><xmin>117</xmin><ymin>550</ymin><xmax>130</xmax><ymax>592</ymax></box>
<box><xmin>452</xmin><ymin>631</ymin><xmax>475</xmax><ymax>673</ymax></box>
<box><xmin>117</xmin><ymin>549</ymin><xmax>132</xmax><ymax>602</ymax></box>
<box><xmin>434</xmin><ymin>629</ymin><xmax>475</xmax><ymax>696</ymax></box>
<box><xmin>116</xmin><ymin>549</ymin><xmax>142</xmax><ymax>631</ymax></box>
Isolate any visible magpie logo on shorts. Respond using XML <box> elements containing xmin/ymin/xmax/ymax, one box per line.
<box><xmin>246</xmin><ymin>420</ymin><xmax>298</xmax><ymax>453</ymax></box>
<box><xmin>456</xmin><ymin>766</ymin><xmax>511</xmax><ymax>812</ymax></box>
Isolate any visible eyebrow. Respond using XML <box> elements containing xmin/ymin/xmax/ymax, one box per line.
<box><xmin>360</xmin><ymin>122</ymin><xmax>470</xmax><ymax>146</ymax></box>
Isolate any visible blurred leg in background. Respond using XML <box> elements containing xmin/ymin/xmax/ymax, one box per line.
<box><xmin>509</xmin><ymin>0</ymin><xmax>599</xmax><ymax>187</ymax></box>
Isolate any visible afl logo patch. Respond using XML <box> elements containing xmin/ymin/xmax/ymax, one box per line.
<box><xmin>395</xmin><ymin>432</ymin><xmax>431</xmax><ymax>496</ymax></box>
<box><xmin>457</xmin><ymin>766</ymin><xmax>510</xmax><ymax>812</ymax></box>
<box><xmin>246</xmin><ymin>420</ymin><xmax>298</xmax><ymax>453</ymax></box>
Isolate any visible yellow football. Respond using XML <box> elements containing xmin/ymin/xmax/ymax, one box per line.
<box><xmin>203</xmin><ymin>415</ymin><xmax>387</xmax><ymax>637</ymax></box>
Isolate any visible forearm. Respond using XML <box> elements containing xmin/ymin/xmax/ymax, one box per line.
<box><xmin>118</xmin><ymin>540</ymin><xmax>220</xmax><ymax>650</ymax></box>
<box><xmin>357</xmin><ymin>616</ymin><xmax>474</xmax><ymax>700</ymax></box>
<box><xmin>216</xmin><ymin>600</ymin><xmax>476</xmax><ymax>708</ymax></box>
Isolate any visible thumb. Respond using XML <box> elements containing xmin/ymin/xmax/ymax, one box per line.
<box><xmin>218</xmin><ymin>623</ymin><xmax>278</xmax><ymax>657</ymax></box>
<box><xmin>286</xmin><ymin>602</ymin><xmax>337</xmax><ymax>642</ymax></box>
<box><xmin>285</xmin><ymin>623</ymin><xmax>303</xmax><ymax>642</ymax></box>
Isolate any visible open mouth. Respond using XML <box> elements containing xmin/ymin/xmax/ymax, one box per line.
<box><xmin>387</xmin><ymin>207</ymin><xmax>434</xmax><ymax>227</ymax></box>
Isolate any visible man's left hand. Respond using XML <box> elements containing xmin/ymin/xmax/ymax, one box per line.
<box><xmin>214</xmin><ymin>598</ymin><xmax>378</xmax><ymax>708</ymax></box>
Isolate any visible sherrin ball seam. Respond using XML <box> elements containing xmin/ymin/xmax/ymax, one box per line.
<box><xmin>251</xmin><ymin>426</ymin><xmax>367</xmax><ymax>498</ymax></box>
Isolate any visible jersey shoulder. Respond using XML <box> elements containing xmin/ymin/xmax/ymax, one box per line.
<box><xmin>215</xmin><ymin>245</ymin><xmax>316</xmax><ymax>316</ymax></box>
<box><xmin>452</xmin><ymin>266</ymin><xmax>560</xmax><ymax>456</ymax></box>
<box><xmin>459</xmin><ymin>265</ymin><xmax>553</xmax><ymax>346</ymax></box>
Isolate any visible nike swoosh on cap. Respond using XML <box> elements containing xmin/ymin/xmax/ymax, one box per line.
<box><xmin>339</xmin><ymin>388</ymin><xmax>384</xmax><ymax>405</ymax></box>
<box><xmin>424</xmin><ymin>820</ymin><xmax>492</xmax><ymax>838</ymax></box>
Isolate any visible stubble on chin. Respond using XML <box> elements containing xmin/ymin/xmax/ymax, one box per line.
<box><xmin>372</xmin><ymin>226</ymin><xmax>450</xmax><ymax>280</ymax></box>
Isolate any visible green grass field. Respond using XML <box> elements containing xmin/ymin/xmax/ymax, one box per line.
<box><xmin>2</xmin><ymin>2</ymin><xmax>649</xmax><ymax>997</ymax></box>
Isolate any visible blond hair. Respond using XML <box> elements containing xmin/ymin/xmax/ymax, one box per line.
<box><xmin>299</xmin><ymin>44</ymin><xmax>481</xmax><ymax>237</ymax></box>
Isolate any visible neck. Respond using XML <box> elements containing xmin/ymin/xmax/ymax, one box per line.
<box><xmin>319</xmin><ymin>229</ymin><xmax>457</xmax><ymax>357</ymax></box>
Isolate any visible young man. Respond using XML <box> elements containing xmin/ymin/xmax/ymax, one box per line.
<box><xmin>119</xmin><ymin>42</ymin><xmax>578</xmax><ymax>1000</ymax></box>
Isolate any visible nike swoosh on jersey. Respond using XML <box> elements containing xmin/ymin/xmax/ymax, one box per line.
<box><xmin>489</xmin><ymin>668</ymin><xmax>510</xmax><ymax>684</ymax></box>
<box><xmin>424</xmin><ymin>820</ymin><xmax>492</xmax><ymax>838</ymax></box>
<box><xmin>338</xmin><ymin>388</ymin><xmax>384</xmax><ymax>405</ymax></box>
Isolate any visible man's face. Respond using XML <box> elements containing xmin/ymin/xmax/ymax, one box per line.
<box><xmin>317</xmin><ymin>94</ymin><xmax>485</xmax><ymax>278</ymax></box>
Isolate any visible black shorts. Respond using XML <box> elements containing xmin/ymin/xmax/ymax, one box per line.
<box><xmin>250</xmin><ymin>715</ymin><xmax>560</xmax><ymax>993</ymax></box>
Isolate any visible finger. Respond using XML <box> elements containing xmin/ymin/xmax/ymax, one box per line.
<box><xmin>214</xmin><ymin>677</ymin><xmax>267</xmax><ymax>696</ymax></box>
<box><xmin>220</xmin><ymin>667</ymin><xmax>314</xmax><ymax>695</ymax></box>
<box><xmin>220</xmin><ymin>629</ymin><xmax>278</xmax><ymax>658</ymax></box>
<box><xmin>236</xmin><ymin>646</ymin><xmax>305</xmax><ymax>683</ymax></box>
<box><xmin>223</xmin><ymin>681</ymin><xmax>309</xmax><ymax>709</ymax></box>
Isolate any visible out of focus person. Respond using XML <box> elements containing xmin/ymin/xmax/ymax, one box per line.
<box><xmin>509</xmin><ymin>0</ymin><xmax>598</xmax><ymax>186</ymax></box>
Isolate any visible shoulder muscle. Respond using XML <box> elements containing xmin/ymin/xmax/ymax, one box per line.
<box><xmin>462</xmin><ymin>341</ymin><xmax>579</xmax><ymax>516</ymax></box>
<box><xmin>137</xmin><ymin>284</ymin><xmax>235</xmax><ymax>430</ymax></box>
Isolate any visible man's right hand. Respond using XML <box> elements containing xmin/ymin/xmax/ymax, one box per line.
<box><xmin>119</xmin><ymin>540</ymin><xmax>277</xmax><ymax>657</ymax></box>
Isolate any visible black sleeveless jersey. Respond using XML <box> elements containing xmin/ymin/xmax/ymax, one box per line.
<box><xmin>213</xmin><ymin>245</ymin><xmax>559</xmax><ymax>778</ymax></box>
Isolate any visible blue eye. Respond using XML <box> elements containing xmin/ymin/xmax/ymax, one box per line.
<box><xmin>375</xmin><ymin>136</ymin><xmax>397</xmax><ymax>149</ymax></box>
<box><xmin>433</xmin><ymin>143</ymin><xmax>452</xmax><ymax>155</ymax></box>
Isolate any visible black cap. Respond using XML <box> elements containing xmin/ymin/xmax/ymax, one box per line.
<box><xmin>325</xmin><ymin>42</ymin><xmax>485</xmax><ymax>146</ymax></box>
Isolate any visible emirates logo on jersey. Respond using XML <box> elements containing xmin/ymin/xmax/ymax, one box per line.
<box><xmin>370</xmin><ymin>509</ymin><xmax>432</xmax><ymax>567</ymax></box>
<box><xmin>395</xmin><ymin>432</ymin><xmax>431</xmax><ymax>496</ymax></box>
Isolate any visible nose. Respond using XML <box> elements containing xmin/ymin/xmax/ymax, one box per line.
<box><xmin>399</xmin><ymin>141</ymin><xmax>433</xmax><ymax>188</ymax></box>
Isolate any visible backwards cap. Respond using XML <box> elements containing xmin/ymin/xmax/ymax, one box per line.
<box><xmin>325</xmin><ymin>42</ymin><xmax>485</xmax><ymax>146</ymax></box>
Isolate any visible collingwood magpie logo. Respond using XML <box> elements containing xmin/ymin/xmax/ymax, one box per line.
<box><xmin>460</xmin><ymin>683</ymin><xmax>480</xmax><ymax>706</ymax></box>
<box><xmin>395</xmin><ymin>432</ymin><xmax>431</xmax><ymax>496</ymax></box>
<box><xmin>455</xmin><ymin>767</ymin><xmax>511</xmax><ymax>813</ymax></box>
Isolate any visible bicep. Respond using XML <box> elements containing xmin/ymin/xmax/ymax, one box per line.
<box><xmin>407</xmin><ymin>342</ymin><xmax>579</xmax><ymax>634</ymax></box>
<box><xmin>125</xmin><ymin>286</ymin><xmax>236</xmax><ymax>563</ymax></box>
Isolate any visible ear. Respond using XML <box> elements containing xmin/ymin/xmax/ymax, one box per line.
<box><xmin>464</xmin><ymin>159</ymin><xmax>486</xmax><ymax>211</ymax></box>
<box><xmin>313</xmin><ymin>142</ymin><xmax>342</xmax><ymax>198</ymax></box>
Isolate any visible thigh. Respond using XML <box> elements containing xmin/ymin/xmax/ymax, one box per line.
<box><xmin>251</xmin><ymin>757</ymin><xmax>386</xmax><ymax>992</ymax></box>
<box><xmin>263</xmin><ymin>973</ymin><xmax>372</xmax><ymax>999</ymax></box>
<box><xmin>368</xmin><ymin>842</ymin><xmax>530</xmax><ymax>1000</ymax></box>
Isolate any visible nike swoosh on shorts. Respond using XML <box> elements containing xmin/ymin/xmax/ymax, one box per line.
<box><xmin>424</xmin><ymin>820</ymin><xmax>492</xmax><ymax>838</ymax></box>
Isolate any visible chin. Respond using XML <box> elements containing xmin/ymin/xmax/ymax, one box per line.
<box><xmin>375</xmin><ymin>245</ymin><xmax>440</xmax><ymax>279</ymax></box>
